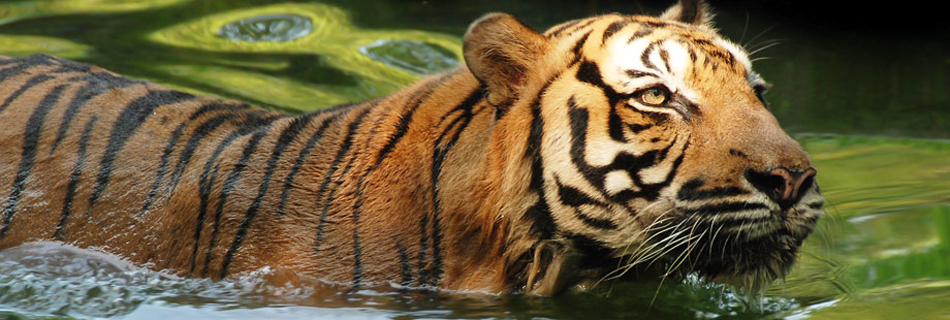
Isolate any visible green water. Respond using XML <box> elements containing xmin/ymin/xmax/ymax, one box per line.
<box><xmin>1</xmin><ymin>0</ymin><xmax>949</xmax><ymax>319</ymax></box>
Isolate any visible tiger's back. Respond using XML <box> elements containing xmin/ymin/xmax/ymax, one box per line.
<box><xmin>0</xmin><ymin>54</ymin><xmax>279</xmax><ymax>273</ymax></box>
<box><xmin>0</xmin><ymin>51</ymin><xmax>505</xmax><ymax>288</ymax></box>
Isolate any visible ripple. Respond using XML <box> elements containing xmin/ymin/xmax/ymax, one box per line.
<box><xmin>145</xmin><ymin>3</ymin><xmax>462</xmax><ymax>111</ymax></box>
<box><xmin>360</xmin><ymin>39</ymin><xmax>458</xmax><ymax>75</ymax></box>
<box><xmin>217</xmin><ymin>14</ymin><xmax>313</xmax><ymax>42</ymax></box>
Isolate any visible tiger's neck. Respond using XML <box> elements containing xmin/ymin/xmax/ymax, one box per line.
<box><xmin>250</xmin><ymin>68</ymin><xmax>545</xmax><ymax>292</ymax></box>
<box><xmin>378</xmin><ymin>68</ymin><xmax>555</xmax><ymax>292</ymax></box>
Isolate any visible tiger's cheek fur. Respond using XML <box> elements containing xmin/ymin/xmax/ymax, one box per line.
<box><xmin>534</xmin><ymin>66</ymin><xmax>689</xmax><ymax>252</ymax></box>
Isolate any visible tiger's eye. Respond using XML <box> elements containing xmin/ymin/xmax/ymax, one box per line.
<box><xmin>639</xmin><ymin>88</ymin><xmax>668</xmax><ymax>105</ymax></box>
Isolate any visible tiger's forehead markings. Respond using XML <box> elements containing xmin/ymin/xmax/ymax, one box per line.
<box><xmin>592</xmin><ymin>20</ymin><xmax>754</xmax><ymax>99</ymax></box>
<box><xmin>602</xmin><ymin>28</ymin><xmax>696</xmax><ymax>98</ymax></box>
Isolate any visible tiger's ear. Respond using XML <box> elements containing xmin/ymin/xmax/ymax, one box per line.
<box><xmin>463</xmin><ymin>13</ymin><xmax>550</xmax><ymax>106</ymax></box>
<box><xmin>660</xmin><ymin>0</ymin><xmax>713</xmax><ymax>27</ymax></box>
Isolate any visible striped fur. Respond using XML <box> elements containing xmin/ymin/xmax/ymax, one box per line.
<box><xmin>0</xmin><ymin>0</ymin><xmax>822</xmax><ymax>294</ymax></box>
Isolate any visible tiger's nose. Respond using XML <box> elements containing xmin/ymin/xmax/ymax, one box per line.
<box><xmin>745</xmin><ymin>167</ymin><xmax>817</xmax><ymax>210</ymax></box>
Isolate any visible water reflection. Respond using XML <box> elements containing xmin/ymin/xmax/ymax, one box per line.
<box><xmin>360</xmin><ymin>40</ymin><xmax>458</xmax><ymax>75</ymax></box>
<box><xmin>217</xmin><ymin>14</ymin><xmax>314</xmax><ymax>42</ymax></box>
<box><xmin>143</xmin><ymin>2</ymin><xmax>461</xmax><ymax>111</ymax></box>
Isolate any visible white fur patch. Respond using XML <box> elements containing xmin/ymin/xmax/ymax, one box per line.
<box><xmin>604</xmin><ymin>36</ymin><xmax>700</xmax><ymax>107</ymax></box>
<box><xmin>603</xmin><ymin>170</ymin><xmax>635</xmax><ymax>195</ymax></box>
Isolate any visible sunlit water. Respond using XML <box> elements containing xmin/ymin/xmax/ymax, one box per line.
<box><xmin>1</xmin><ymin>0</ymin><xmax>949</xmax><ymax>319</ymax></box>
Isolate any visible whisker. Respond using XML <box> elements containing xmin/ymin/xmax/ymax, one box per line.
<box><xmin>748</xmin><ymin>41</ymin><xmax>783</xmax><ymax>58</ymax></box>
<box><xmin>742</xmin><ymin>24</ymin><xmax>777</xmax><ymax>49</ymax></box>
<box><xmin>739</xmin><ymin>11</ymin><xmax>751</xmax><ymax>45</ymax></box>
<box><xmin>599</xmin><ymin>220</ymin><xmax>686</xmax><ymax>282</ymax></box>
<box><xmin>594</xmin><ymin>210</ymin><xmax>678</xmax><ymax>287</ymax></box>
<box><xmin>651</xmin><ymin>228</ymin><xmax>705</xmax><ymax>309</ymax></box>
<box><xmin>607</xmin><ymin>217</ymin><xmax>692</xmax><ymax>277</ymax></box>
<box><xmin>707</xmin><ymin>220</ymin><xmax>726</xmax><ymax>258</ymax></box>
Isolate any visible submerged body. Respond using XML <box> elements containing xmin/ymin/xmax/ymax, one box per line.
<box><xmin>0</xmin><ymin>0</ymin><xmax>822</xmax><ymax>294</ymax></box>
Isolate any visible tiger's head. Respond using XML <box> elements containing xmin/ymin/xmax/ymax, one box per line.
<box><xmin>463</xmin><ymin>0</ymin><xmax>823</xmax><ymax>292</ymax></box>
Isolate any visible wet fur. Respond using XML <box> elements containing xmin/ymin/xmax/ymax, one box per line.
<box><xmin>0</xmin><ymin>0</ymin><xmax>822</xmax><ymax>295</ymax></box>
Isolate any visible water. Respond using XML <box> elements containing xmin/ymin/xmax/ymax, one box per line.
<box><xmin>217</xmin><ymin>14</ymin><xmax>314</xmax><ymax>42</ymax></box>
<box><xmin>1</xmin><ymin>0</ymin><xmax>949</xmax><ymax>319</ymax></box>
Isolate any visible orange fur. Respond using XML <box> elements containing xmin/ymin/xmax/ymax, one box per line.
<box><xmin>0</xmin><ymin>0</ymin><xmax>822</xmax><ymax>294</ymax></box>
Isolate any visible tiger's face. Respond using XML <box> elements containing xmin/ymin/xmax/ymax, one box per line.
<box><xmin>541</xmin><ymin>16</ymin><xmax>823</xmax><ymax>288</ymax></box>
<box><xmin>464</xmin><ymin>1</ymin><xmax>823</xmax><ymax>290</ymax></box>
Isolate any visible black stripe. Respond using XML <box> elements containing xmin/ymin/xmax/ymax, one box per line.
<box><xmin>566</xmin><ymin>233</ymin><xmax>615</xmax><ymax>267</ymax></box>
<box><xmin>523</xmin><ymin>84</ymin><xmax>557</xmax><ymax>239</ymax></box>
<box><xmin>570</xmin><ymin>31</ymin><xmax>593</xmax><ymax>65</ymax></box>
<box><xmin>602</xmin><ymin>20</ymin><xmax>631</xmax><ymax>45</ymax></box>
<box><xmin>554</xmin><ymin>175</ymin><xmax>606</xmax><ymax>208</ymax></box>
<box><xmin>567</xmin><ymin>95</ymin><xmax>683</xmax><ymax>203</ymax></box>
<box><xmin>275</xmin><ymin>107</ymin><xmax>354</xmax><ymax>216</ymax></box>
<box><xmin>1</xmin><ymin>84</ymin><xmax>67</xmax><ymax>238</ymax></box>
<box><xmin>628</xmin><ymin>26</ymin><xmax>654</xmax><ymax>43</ymax></box>
<box><xmin>140</xmin><ymin>123</ymin><xmax>186</xmax><ymax>215</ymax></box>
<box><xmin>570</xmin><ymin>207</ymin><xmax>618</xmax><ymax>230</ymax></box>
<box><xmin>411</xmin><ymin>86</ymin><xmax>478</xmax><ymax>286</ymax></box>
<box><xmin>658</xmin><ymin>47</ymin><xmax>672</xmax><ymax>74</ymax></box>
<box><xmin>140</xmin><ymin>103</ymin><xmax>252</xmax><ymax>215</ymax></box>
<box><xmin>676</xmin><ymin>179</ymin><xmax>749</xmax><ymax>201</ymax></box>
<box><xmin>373</xmin><ymin>76</ymin><xmax>447</xmax><ymax>168</ymax></box>
<box><xmin>640</xmin><ymin>41</ymin><xmax>660</xmax><ymax>73</ymax></box>
<box><xmin>427</xmin><ymin>88</ymin><xmax>484</xmax><ymax>285</ymax></box>
<box><xmin>688</xmin><ymin>47</ymin><xmax>699</xmax><ymax>64</ymax></box>
<box><xmin>396</xmin><ymin>240</ymin><xmax>413</xmax><ymax>287</ymax></box>
<box><xmin>567</xmin><ymin>100</ymin><xmax>604</xmax><ymax>190</ymax></box>
<box><xmin>603</xmin><ymin>139</ymin><xmax>689</xmax><ymax>204</ymax></box>
<box><xmin>576</xmin><ymin>60</ymin><xmax>629</xmax><ymax>107</ymax></box>
<box><xmin>219</xmin><ymin>124</ymin><xmax>277</xmax><ymax>278</ymax></box>
<box><xmin>191</xmin><ymin>113</ymin><xmax>279</xmax><ymax>275</ymax></box>
<box><xmin>276</xmin><ymin>110</ymin><xmax>346</xmax><ymax>217</ymax></box>
<box><xmin>547</xmin><ymin>19</ymin><xmax>582</xmax><ymax>37</ymax></box>
<box><xmin>554</xmin><ymin>177</ymin><xmax>617</xmax><ymax>230</ymax></box>
<box><xmin>351</xmin><ymin>229</ymin><xmax>364</xmax><ymax>287</ymax></box>
<box><xmin>54</xmin><ymin>116</ymin><xmax>98</xmax><ymax>240</ymax></box>
<box><xmin>567</xmin><ymin>19</ymin><xmax>598</xmax><ymax>36</ymax></box>
<box><xmin>698</xmin><ymin>214</ymin><xmax>773</xmax><ymax>230</ymax></box>
<box><xmin>191</xmin><ymin>136</ymin><xmax>237</xmax><ymax>275</ymax></box>
<box><xmin>49</xmin><ymin>73</ymin><xmax>142</xmax><ymax>155</ymax></box>
<box><xmin>167</xmin><ymin>108</ymin><xmax>258</xmax><ymax>194</ymax></box>
<box><xmin>88</xmin><ymin>90</ymin><xmax>196</xmax><ymax>208</ymax></box>
<box><xmin>624</xmin><ymin>69</ymin><xmax>657</xmax><ymax>79</ymax></box>
<box><xmin>314</xmin><ymin>108</ymin><xmax>373</xmax><ymax>253</ymax></box>
<box><xmin>348</xmin><ymin>100</ymin><xmax>408</xmax><ymax>287</ymax></box>
<box><xmin>0</xmin><ymin>54</ymin><xmax>55</xmax><ymax>82</ymax></box>
<box><xmin>0</xmin><ymin>57</ymin><xmax>18</xmax><ymax>66</ymax></box>
<box><xmin>417</xmin><ymin>207</ymin><xmax>430</xmax><ymax>286</ymax></box>
<box><xmin>627</xmin><ymin>123</ymin><xmax>653</xmax><ymax>133</ymax></box>
<box><xmin>681</xmin><ymin>202</ymin><xmax>770</xmax><ymax>216</ymax></box>
<box><xmin>607</xmin><ymin>103</ymin><xmax>627</xmax><ymax>143</ymax></box>
<box><xmin>640</xmin><ymin>20</ymin><xmax>670</xmax><ymax>29</ymax></box>
<box><xmin>706</xmin><ymin>49</ymin><xmax>737</xmax><ymax>69</ymax></box>
<box><xmin>221</xmin><ymin>114</ymin><xmax>316</xmax><ymax>277</ymax></box>
<box><xmin>0</xmin><ymin>74</ymin><xmax>53</xmax><ymax>115</ymax></box>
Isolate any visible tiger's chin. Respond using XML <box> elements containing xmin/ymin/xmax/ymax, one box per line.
<box><xmin>690</xmin><ymin>231</ymin><xmax>806</xmax><ymax>292</ymax></box>
<box><xmin>584</xmin><ymin>204</ymin><xmax>821</xmax><ymax>293</ymax></box>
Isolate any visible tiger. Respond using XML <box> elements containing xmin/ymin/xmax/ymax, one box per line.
<box><xmin>0</xmin><ymin>0</ymin><xmax>823</xmax><ymax>295</ymax></box>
